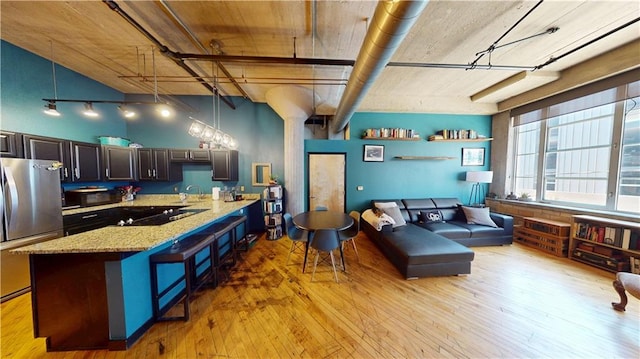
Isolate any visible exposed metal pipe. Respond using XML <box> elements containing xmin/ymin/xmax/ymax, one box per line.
<box><xmin>157</xmin><ymin>0</ymin><xmax>250</xmax><ymax>100</ymax></box>
<box><xmin>331</xmin><ymin>0</ymin><xmax>429</xmax><ymax>133</ymax></box>
<box><xmin>175</xmin><ymin>53</ymin><xmax>355</xmax><ymax>66</ymax></box>
<box><xmin>102</xmin><ymin>0</ymin><xmax>236</xmax><ymax>110</ymax></box>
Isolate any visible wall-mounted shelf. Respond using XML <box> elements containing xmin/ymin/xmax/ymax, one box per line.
<box><xmin>362</xmin><ymin>136</ymin><xmax>421</xmax><ymax>141</ymax></box>
<box><xmin>394</xmin><ymin>156</ymin><xmax>456</xmax><ymax>160</ymax></box>
<box><xmin>427</xmin><ymin>138</ymin><xmax>493</xmax><ymax>142</ymax></box>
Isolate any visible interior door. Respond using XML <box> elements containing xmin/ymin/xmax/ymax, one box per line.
<box><xmin>308</xmin><ymin>154</ymin><xmax>345</xmax><ymax>212</ymax></box>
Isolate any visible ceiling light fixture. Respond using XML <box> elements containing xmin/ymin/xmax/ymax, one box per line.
<box><xmin>118</xmin><ymin>105</ymin><xmax>136</xmax><ymax>118</ymax></box>
<box><xmin>186</xmin><ymin>48</ymin><xmax>238</xmax><ymax>150</ymax></box>
<box><xmin>44</xmin><ymin>101</ymin><xmax>60</xmax><ymax>117</ymax></box>
<box><xmin>83</xmin><ymin>102</ymin><xmax>99</xmax><ymax>117</ymax></box>
<box><xmin>44</xmin><ymin>41</ymin><xmax>61</xmax><ymax>117</ymax></box>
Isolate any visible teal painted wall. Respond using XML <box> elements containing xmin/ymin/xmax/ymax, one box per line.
<box><xmin>0</xmin><ymin>41</ymin><xmax>127</xmax><ymax>142</ymax></box>
<box><xmin>305</xmin><ymin>112</ymin><xmax>492</xmax><ymax>212</ymax></box>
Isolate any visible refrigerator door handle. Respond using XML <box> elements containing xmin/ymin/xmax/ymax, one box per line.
<box><xmin>3</xmin><ymin>167</ymin><xmax>19</xmax><ymax>228</ymax></box>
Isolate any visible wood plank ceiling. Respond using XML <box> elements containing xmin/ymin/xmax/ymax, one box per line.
<box><xmin>1</xmin><ymin>1</ymin><xmax>638</xmax><ymax>117</ymax></box>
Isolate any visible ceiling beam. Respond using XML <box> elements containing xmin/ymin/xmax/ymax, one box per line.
<box><xmin>498</xmin><ymin>39</ymin><xmax>640</xmax><ymax>112</ymax></box>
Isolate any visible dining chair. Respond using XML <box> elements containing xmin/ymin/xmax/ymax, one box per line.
<box><xmin>309</xmin><ymin>229</ymin><xmax>341</xmax><ymax>283</ymax></box>
<box><xmin>283</xmin><ymin>213</ymin><xmax>309</xmax><ymax>265</ymax></box>
<box><xmin>315</xmin><ymin>205</ymin><xmax>328</xmax><ymax>211</ymax></box>
<box><xmin>339</xmin><ymin>210</ymin><xmax>360</xmax><ymax>262</ymax></box>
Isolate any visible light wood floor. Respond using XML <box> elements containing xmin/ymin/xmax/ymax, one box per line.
<box><xmin>1</xmin><ymin>232</ymin><xmax>639</xmax><ymax>358</ymax></box>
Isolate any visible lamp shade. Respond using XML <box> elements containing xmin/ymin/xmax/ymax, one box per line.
<box><xmin>466</xmin><ymin>171</ymin><xmax>493</xmax><ymax>183</ymax></box>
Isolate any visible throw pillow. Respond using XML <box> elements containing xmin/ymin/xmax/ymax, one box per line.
<box><xmin>419</xmin><ymin>210</ymin><xmax>444</xmax><ymax>223</ymax></box>
<box><xmin>461</xmin><ymin>206</ymin><xmax>498</xmax><ymax>228</ymax></box>
<box><xmin>374</xmin><ymin>202</ymin><xmax>406</xmax><ymax>227</ymax></box>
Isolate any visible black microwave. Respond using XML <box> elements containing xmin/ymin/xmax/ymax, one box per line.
<box><xmin>64</xmin><ymin>189</ymin><xmax>119</xmax><ymax>207</ymax></box>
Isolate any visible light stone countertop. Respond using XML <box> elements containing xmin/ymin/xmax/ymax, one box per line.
<box><xmin>12</xmin><ymin>194</ymin><xmax>260</xmax><ymax>255</ymax></box>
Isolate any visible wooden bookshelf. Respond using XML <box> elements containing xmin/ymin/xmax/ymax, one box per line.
<box><xmin>514</xmin><ymin>217</ymin><xmax>570</xmax><ymax>257</ymax></box>
<box><xmin>569</xmin><ymin>215</ymin><xmax>640</xmax><ymax>273</ymax></box>
<box><xmin>393</xmin><ymin>156</ymin><xmax>456</xmax><ymax>160</ymax></box>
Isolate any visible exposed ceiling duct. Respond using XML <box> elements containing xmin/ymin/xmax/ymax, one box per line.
<box><xmin>331</xmin><ymin>0</ymin><xmax>429</xmax><ymax>133</ymax></box>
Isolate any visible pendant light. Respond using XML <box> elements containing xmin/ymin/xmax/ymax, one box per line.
<box><xmin>83</xmin><ymin>102</ymin><xmax>99</xmax><ymax>117</ymax></box>
<box><xmin>44</xmin><ymin>41</ymin><xmax>61</xmax><ymax>117</ymax></box>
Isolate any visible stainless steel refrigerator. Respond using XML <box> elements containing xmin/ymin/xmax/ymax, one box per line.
<box><xmin>1</xmin><ymin>158</ymin><xmax>63</xmax><ymax>302</ymax></box>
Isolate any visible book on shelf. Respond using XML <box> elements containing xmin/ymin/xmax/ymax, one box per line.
<box><xmin>630</xmin><ymin>256</ymin><xmax>640</xmax><ymax>274</ymax></box>
<box><xmin>434</xmin><ymin>129</ymin><xmax>478</xmax><ymax>140</ymax></box>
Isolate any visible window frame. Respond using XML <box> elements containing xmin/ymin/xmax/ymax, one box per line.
<box><xmin>511</xmin><ymin>86</ymin><xmax>637</xmax><ymax>214</ymax></box>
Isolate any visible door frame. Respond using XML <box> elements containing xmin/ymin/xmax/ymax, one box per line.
<box><xmin>306</xmin><ymin>152</ymin><xmax>347</xmax><ymax>212</ymax></box>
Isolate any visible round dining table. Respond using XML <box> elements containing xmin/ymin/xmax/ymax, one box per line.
<box><xmin>293</xmin><ymin>211</ymin><xmax>354</xmax><ymax>273</ymax></box>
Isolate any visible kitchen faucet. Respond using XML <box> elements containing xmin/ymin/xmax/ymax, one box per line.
<box><xmin>185</xmin><ymin>184</ymin><xmax>205</xmax><ymax>199</ymax></box>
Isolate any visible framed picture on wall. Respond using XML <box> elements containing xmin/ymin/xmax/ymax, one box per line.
<box><xmin>462</xmin><ymin>147</ymin><xmax>485</xmax><ymax>166</ymax></box>
<box><xmin>363</xmin><ymin>144</ymin><xmax>384</xmax><ymax>162</ymax></box>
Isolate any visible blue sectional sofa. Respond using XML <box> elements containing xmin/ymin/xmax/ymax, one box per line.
<box><xmin>361</xmin><ymin>198</ymin><xmax>513</xmax><ymax>279</ymax></box>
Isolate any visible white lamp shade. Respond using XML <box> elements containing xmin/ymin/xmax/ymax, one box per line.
<box><xmin>466</xmin><ymin>171</ymin><xmax>493</xmax><ymax>183</ymax></box>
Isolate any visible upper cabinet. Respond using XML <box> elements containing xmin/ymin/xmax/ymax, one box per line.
<box><xmin>211</xmin><ymin>149</ymin><xmax>238</xmax><ymax>181</ymax></box>
<box><xmin>0</xmin><ymin>131</ymin><xmax>23</xmax><ymax>158</ymax></box>
<box><xmin>168</xmin><ymin>149</ymin><xmax>211</xmax><ymax>163</ymax></box>
<box><xmin>69</xmin><ymin>142</ymin><xmax>102</xmax><ymax>182</ymax></box>
<box><xmin>137</xmin><ymin>148</ymin><xmax>182</xmax><ymax>182</ymax></box>
<box><xmin>102</xmin><ymin>145</ymin><xmax>136</xmax><ymax>181</ymax></box>
<box><xmin>23</xmin><ymin>134</ymin><xmax>102</xmax><ymax>182</ymax></box>
<box><xmin>23</xmin><ymin>134</ymin><xmax>70</xmax><ymax>182</ymax></box>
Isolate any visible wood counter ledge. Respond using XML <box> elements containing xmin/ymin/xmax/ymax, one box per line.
<box><xmin>12</xmin><ymin>195</ymin><xmax>259</xmax><ymax>254</ymax></box>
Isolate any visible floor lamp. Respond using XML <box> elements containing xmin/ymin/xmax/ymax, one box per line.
<box><xmin>466</xmin><ymin>171</ymin><xmax>493</xmax><ymax>207</ymax></box>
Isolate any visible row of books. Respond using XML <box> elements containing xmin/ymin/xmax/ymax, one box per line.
<box><xmin>429</xmin><ymin>129</ymin><xmax>479</xmax><ymax>140</ymax></box>
<box><xmin>263</xmin><ymin>200</ymin><xmax>282</xmax><ymax>214</ymax></box>
<box><xmin>362</xmin><ymin>128</ymin><xmax>418</xmax><ymax>139</ymax></box>
<box><xmin>263</xmin><ymin>185</ymin><xmax>282</xmax><ymax>199</ymax></box>
<box><xmin>630</xmin><ymin>256</ymin><xmax>640</xmax><ymax>274</ymax></box>
<box><xmin>572</xmin><ymin>247</ymin><xmax>630</xmax><ymax>272</ymax></box>
<box><xmin>574</xmin><ymin>223</ymin><xmax>639</xmax><ymax>250</ymax></box>
<box><xmin>264</xmin><ymin>213</ymin><xmax>282</xmax><ymax>226</ymax></box>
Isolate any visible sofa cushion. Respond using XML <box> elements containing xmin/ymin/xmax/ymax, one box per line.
<box><xmin>460</xmin><ymin>206</ymin><xmax>498</xmax><ymax>228</ymax></box>
<box><xmin>374</xmin><ymin>201</ymin><xmax>407</xmax><ymax>227</ymax></box>
<box><xmin>431</xmin><ymin>198</ymin><xmax>463</xmax><ymax>221</ymax></box>
<box><xmin>417</xmin><ymin>221</ymin><xmax>472</xmax><ymax>239</ymax></box>
<box><xmin>402</xmin><ymin>198</ymin><xmax>436</xmax><ymax>222</ymax></box>
<box><xmin>419</xmin><ymin>210</ymin><xmax>444</xmax><ymax>223</ymax></box>
<box><xmin>454</xmin><ymin>222</ymin><xmax>507</xmax><ymax>238</ymax></box>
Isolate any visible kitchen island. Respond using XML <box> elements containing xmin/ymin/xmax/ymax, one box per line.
<box><xmin>13</xmin><ymin>195</ymin><xmax>260</xmax><ymax>351</ymax></box>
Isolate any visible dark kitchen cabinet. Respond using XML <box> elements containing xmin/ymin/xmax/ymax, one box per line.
<box><xmin>23</xmin><ymin>134</ymin><xmax>70</xmax><ymax>181</ymax></box>
<box><xmin>169</xmin><ymin>148</ymin><xmax>211</xmax><ymax>162</ymax></box>
<box><xmin>23</xmin><ymin>135</ymin><xmax>102</xmax><ymax>182</ymax></box>
<box><xmin>211</xmin><ymin>149</ymin><xmax>238</xmax><ymax>181</ymax></box>
<box><xmin>69</xmin><ymin>141</ymin><xmax>102</xmax><ymax>182</ymax></box>
<box><xmin>0</xmin><ymin>131</ymin><xmax>23</xmax><ymax>158</ymax></box>
<box><xmin>102</xmin><ymin>145</ymin><xmax>136</xmax><ymax>181</ymax></box>
<box><xmin>137</xmin><ymin>148</ymin><xmax>182</xmax><ymax>182</ymax></box>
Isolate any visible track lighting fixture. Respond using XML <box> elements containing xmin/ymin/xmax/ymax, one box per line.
<box><xmin>83</xmin><ymin>102</ymin><xmax>99</xmax><ymax>117</ymax></box>
<box><xmin>43</xmin><ymin>102</ymin><xmax>60</xmax><ymax>117</ymax></box>
<box><xmin>42</xmin><ymin>98</ymin><xmax>170</xmax><ymax>119</ymax></box>
<box><xmin>118</xmin><ymin>105</ymin><xmax>136</xmax><ymax>118</ymax></box>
